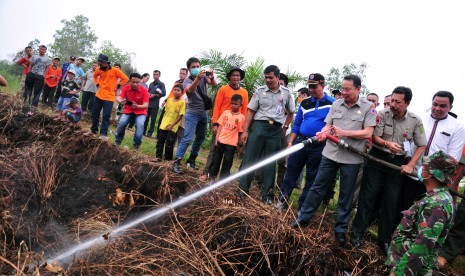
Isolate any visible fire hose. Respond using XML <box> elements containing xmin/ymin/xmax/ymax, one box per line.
<box><xmin>303</xmin><ymin>133</ymin><xmax>465</xmax><ymax>199</ymax></box>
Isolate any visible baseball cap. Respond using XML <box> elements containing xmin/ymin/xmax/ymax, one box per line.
<box><xmin>67</xmin><ymin>69</ymin><xmax>76</xmax><ymax>75</ymax></box>
<box><xmin>70</xmin><ymin>56</ymin><xmax>76</xmax><ymax>61</ymax></box>
<box><xmin>77</xmin><ymin>57</ymin><xmax>85</xmax><ymax>62</ymax></box>
<box><xmin>52</xmin><ymin>56</ymin><xmax>60</xmax><ymax>61</ymax></box>
<box><xmin>423</xmin><ymin>151</ymin><xmax>458</xmax><ymax>184</ymax></box>
<box><xmin>307</xmin><ymin>73</ymin><xmax>325</xmax><ymax>84</ymax></box>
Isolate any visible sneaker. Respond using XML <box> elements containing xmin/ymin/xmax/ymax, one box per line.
<box><xmin>99</xmin><ymin>135</ymin><xmax>109</xmax><ymax>140</ymax></box>
<box><xmin>173</xmin><ymin>159</ymin><xmax>183</xmax><ymax>174</ymax></box>
<box><xmin>115</xmin><ymin>140</ymin><xmax>121</xmax><ymax>146</ymax></box>
<box><xmin>153</xmin><ymin>157</ymin><xmax>162</xmax><ymax>162</ymax></box>
<box><xmin>133</xmin><ymin>145</ymin><xmax>140</xmax><ymax>150</ymax></box>
<box><xmin>84</xmin><ymin>131</ymin><xmax>96</xmax><ymax>136</ymax></box>
<box><xmin>27</xmin><ymin>111</ymin><xmax>34</xmax><ymax>116</ymax></box>
<box><xmin>186</xmin><ymin>161</ymin><xmax>199</xmax><ymax>170</ymax></box>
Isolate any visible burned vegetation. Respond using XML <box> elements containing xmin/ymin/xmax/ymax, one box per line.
<box><xmin>0</xmin><ymin>94</ymin><xmax>399</xmax><ymax>275</ymax></box>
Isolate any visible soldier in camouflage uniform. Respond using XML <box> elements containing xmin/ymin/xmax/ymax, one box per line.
<box><xmin>437</xmin><ymin>151</ymin><xmax>465</xmax><ymax>267</ymax></box>
<box><xmin>386</xmin><ymin>151</ymin><xmax>458</xmax><ymax>276</ymax></box>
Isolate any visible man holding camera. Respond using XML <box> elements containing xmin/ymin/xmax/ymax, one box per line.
<box><xmin>115</xmin><ymin>73</ymin><xmax>149</xmax><ymax>150</ymax></box>
<box><xmin>173</xmin><ymin>57</ymin><xmax>217</xmax><ymax>173</ymax></box>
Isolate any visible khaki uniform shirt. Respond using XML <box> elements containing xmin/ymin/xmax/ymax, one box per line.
<box><xmin>248</xmin><ymin>85</ymin><xmax>295</xmax><ymax>125</ymax></box>
<box><xmin>373</xmin><ymin>109</ymin><xmax>427</xmax><ymax>156</ymax></box>
<box><xmin>323</xmin><ymin>97</ymin><xmax>377</xmax><ymax>164</ymax></box>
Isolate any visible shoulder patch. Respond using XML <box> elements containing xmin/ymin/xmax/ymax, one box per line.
<box><xmin>419</xmin><ymin>123</ymin><xmax>425</xmax><ymax>134</ymax></box>
<box><xmin>370</xmin><ymin>104</ymin><xmax>377</xmax><ymax>115</ymax></box>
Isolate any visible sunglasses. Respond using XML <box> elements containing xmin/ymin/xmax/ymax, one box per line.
<box><xmin>308</xmin><ymin>84</ymin><xmax>318</xmax><ymax>89</ymax></box>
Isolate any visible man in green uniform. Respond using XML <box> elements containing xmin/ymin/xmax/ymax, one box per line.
<box><xmin>238</xmin><ymin>65</ymin><xmax>295</xmax><ymax>204</ymax></box>
<box><xmin>387</xmin><ymin>151</ymin><xmax>457</xmax><ymax>276</ymax></box>
<box><xmin>351</xmin><ymin>86</ymin><xmax>427</xmax><ymax>254</ymax></box>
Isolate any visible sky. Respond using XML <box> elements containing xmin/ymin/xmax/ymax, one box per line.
<box><xmin>1</xmin><ymin>0</ymin><xmax>464</xmax><ymax>123</ymax></box>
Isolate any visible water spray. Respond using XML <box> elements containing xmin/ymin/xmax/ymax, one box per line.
<box><xmin>45</xmin><ymin>137</ymin><xmax>319</xmax><ymax>266</ymax></box>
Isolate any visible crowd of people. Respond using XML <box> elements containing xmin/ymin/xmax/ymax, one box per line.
<box><xmin>14</xmin><ymin>45</ymin><xmax>465</xmax><ymax>275</ymax></box>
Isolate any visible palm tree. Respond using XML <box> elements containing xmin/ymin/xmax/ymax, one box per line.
<box><xmin>243</xmin><ymin>57</ymin><xmax>265</xmax><ymax>98</ymax></box>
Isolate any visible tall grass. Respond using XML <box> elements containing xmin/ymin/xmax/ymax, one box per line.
<box><xmin>0</xmin><ymin>69</ymin><xmax>21</xmax><ymax>95</ymax></box>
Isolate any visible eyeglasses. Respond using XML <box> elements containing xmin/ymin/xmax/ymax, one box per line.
<box><xmin>340</xmin><ymin>87</ymin><xmax>354</xmax><ymax>92</ymax></box>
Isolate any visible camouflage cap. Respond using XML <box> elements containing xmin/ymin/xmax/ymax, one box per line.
<box><xmin>423</xmin><ymin>150</ymin><xmax>458</xmax><ymax>184</ymax></box>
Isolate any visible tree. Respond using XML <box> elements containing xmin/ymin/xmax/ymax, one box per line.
<box><xmin>243</xmin><ymin>57</ymin><xmax>265</xmax><ymax>98</ymax></box>
<box><xmin>282</xmin><ymin>69</ymin><xmax>307</xmax><ymax>91</ymax></box>
<box><xmin>326</xmin><ymin>63</ymin><xmax>370</xmax><ymax>96</ymax></box>
<box><xmin>200</xmin><ymin>49</ymin><xmax>247</xmax><ymax>97</ymax></box>
<box><xmin>98</xmin><ymin>40</ymin><xmax>136</xmax><ymax>75</ymax></box>
<box><xmin>49</xmin><ymin>15</ymin><xmax>98</xmax><ymax>62</ymax></box>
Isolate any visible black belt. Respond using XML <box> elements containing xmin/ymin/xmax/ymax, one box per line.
<box><xmin>255</xmin><ymin>120</ymin><xmax>282</xmax><ymax>126</ymax></box>
<box><xmin>371</xmin><ymin>147</ymin><xmax>405</xmax><ymax>160</ymax></box>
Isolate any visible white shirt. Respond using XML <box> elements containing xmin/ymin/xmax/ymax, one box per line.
<box><xmin>423</xmin><ymin>113</ymin><xmax>465</xmax><ymax>161</ymax></box>
<box><xmin>410</xmin><ymin>113</ymin><xmax>465</xmax><ymax>179</ymax></box>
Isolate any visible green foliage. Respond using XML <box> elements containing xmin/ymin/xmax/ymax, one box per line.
<box><xmin>10</xmin><ymin>39</ymin><xmax>41</xmax><ymax>64</ymax></box>
<box><xmin>200</xmin><ymin>50</ymin><xmax>269</xmax><ymax>100</ymax></box>
<box><xmin>99</xmin><ymin>40</ymin><xmax>136</xmax><ymax>76</ymax></box>
<box><xmin>49</xmin><ymin>15</ymin><xmax>98</xmax><ymax>62</ymax></box>
<box><xmin>243</xmin><ymin>57</ymin><xmax>265</xmax><ymax>98</ymax></box>
<box><xmin>326</xmin><ymin>63</ymin><xmax>370</xmax><ymax>96</ymax></box>
<box><xmin>282</xmin><ymin>69</ymin><xmax>307</xmax><ymax>91</ymax></box>
<box><xmin>0</xmin><ymin>70</ymin><xmax>20</xmax><ymax>95</ymax></box>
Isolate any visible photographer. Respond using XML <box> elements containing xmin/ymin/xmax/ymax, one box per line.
<box><xmin>114</xmin><ymin>73</ymin><xmax>149</xmax><ymax>150</ymax></box>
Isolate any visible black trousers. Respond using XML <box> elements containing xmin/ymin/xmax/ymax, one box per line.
<box><xmin>144</xmin><ymin>107</ymin><xmax>159</xmax><ymax>136</ymax></box>
<box><xmin>209</xmin><ymin>142</ymin><xmax>236</xmax><ymax>179</ymax></box>
<box><xmin>81</xmin><ymin>91</ymin><xmax>95</xmax><ymax>112</ymax></box>
<box><xmin>156</xmin><ymin>129</ymin><xmax>177</xmax><ymax>160</ymax></box>
<box><xmin>352</xmin><ymin>148</ymin><xmax>406</xmax><ymax>243</ymax></box>
<box><xmin>440</xmin><ymin>199</ymin><xmax>465</xmax><ymax>262</ymax></box>
<box><xmin>24</xmin><ymin>72</ymin><xmax>44</xmax><ymax>106</ymax></box>
<box><xmin>42</xmin><ymin>84</ymin><xmax>57</xmax><ymax>106</ymax></box>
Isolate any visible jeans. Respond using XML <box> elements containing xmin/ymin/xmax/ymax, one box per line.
<box><xmin>65</xmin><ymin>112</ymin><xmax>81</xmax><ymax>123</ymax></box>
<box><xmin>175</xmin><ymin>112</ymin><xmax>208</xmax><ymax>159</ymax></box>
<box><xmin>278</xmin><ymin>137</ymin><xmax>325</xmax><ymax>210</ymax></box>
<box><xmin>90</xmin><ymin>97</ymin><xmax>114</xmax><ymax>136</ymax></box>
<box><xmin>24</xmin><ymin>72</ymin><xmax>44</xmax><ymax>106</ymax></box>
<box><xmin>81</xmin><ymin>91</ymin><xmax>95</xmax><ymax>112</ymax></box>
<box><xmin>209</xmin><ymin>142</ymin><xmax>236</xmax><ymax>179</ymax></box>
<box><xmin>144</xmin><ymin>106</ymin><xmax>159</xmax><ymax>136</ymax></box>
<box><xmin>299</xmin><ymin>156</ymin><xmax>361</xmax><ymax>233</ymax></box>
<box><xmin>156</xmin><ymin>129</ymin><xmax>177</xmax><ymax>160</ymax></box>
<box><xmin>116</xmin><ymin>113</ymin><xmax>146</xmax><ymax>147</ymax></box>
<box><xmin>56</xmin><ymin>96</ymin><xmax>71</xmax><ymax>111</ymax></box>
<box><xmin>42</xmin><ymin>84</ymin><xmax>57</xmax><ymax>106</ymax></box>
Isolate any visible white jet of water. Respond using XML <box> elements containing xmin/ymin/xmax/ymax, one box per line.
<box><xmin>47</xmin><ymin>141</ymin><xmax>310</xmax><ymax>265</ymax></box>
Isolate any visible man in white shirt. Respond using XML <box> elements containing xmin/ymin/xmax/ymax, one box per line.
<box><xmin>399</xmin><ymin>90</ymin><xmax>465</xmax><ymax>212</ymax></box>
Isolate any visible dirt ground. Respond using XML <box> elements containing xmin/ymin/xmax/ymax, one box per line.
<box><xmin>0</xmin><ymin>94</ymin><xmax>463</xmax><ymax>275</ymax></box>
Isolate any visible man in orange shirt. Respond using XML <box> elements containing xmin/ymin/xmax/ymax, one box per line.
<box><xmin>42</xmin><ymin>57</ymin><xmax>62</xmax><ymax>107</ymax></box>
<box><xmin>200</xmin><ymin>66</ymin><xmax>248</xmax><ymax>179</ymax></box>
<box><xmin>85</xmin><ymin>54</ymin><xmax>129</xmax><ymax>139</ymax></box>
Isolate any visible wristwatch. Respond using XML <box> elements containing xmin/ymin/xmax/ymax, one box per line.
<box><xmin>283</xmin><ymin>125</ymin><xmax>289</xmax><ymax>129</ymax></box>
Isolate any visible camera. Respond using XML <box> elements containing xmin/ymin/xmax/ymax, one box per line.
<box><xmin>205</xmin><ymin>71</ymin><xmax>211</xmax><ymax>77</ymax></box>
<box><xmin>125</xmin><ymin>100</ymin><xmax>133</xmax><ymax>106</ymax></box>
